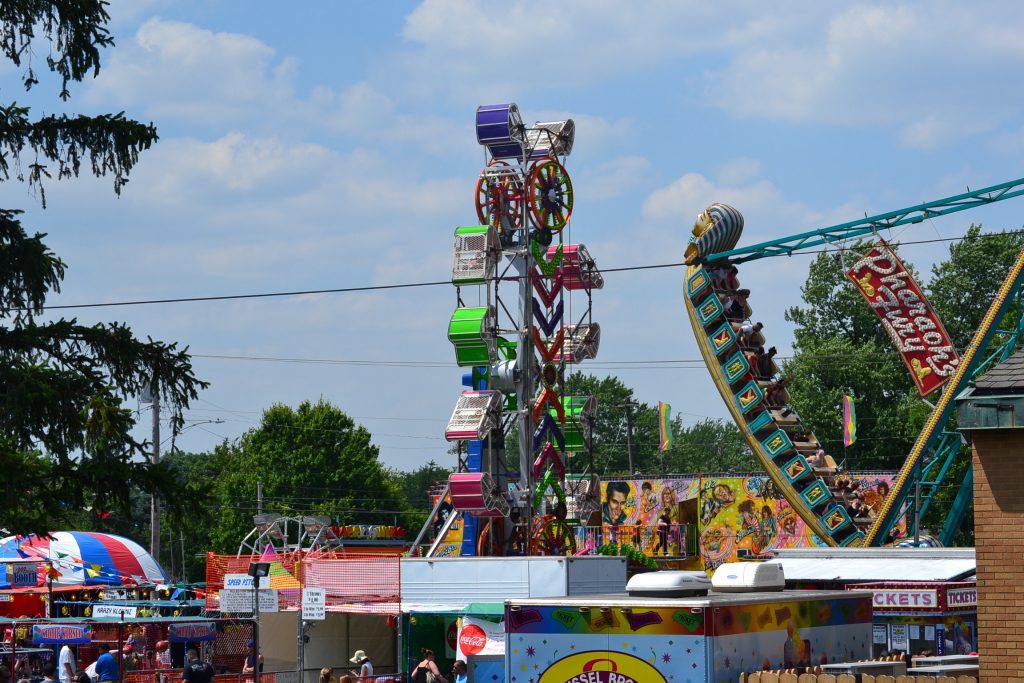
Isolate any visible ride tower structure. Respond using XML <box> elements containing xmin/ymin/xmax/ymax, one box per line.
<box><xmin>433</xmin><ymin>104</ymin><xmax>602</xmax><ymax>557</ymax></box>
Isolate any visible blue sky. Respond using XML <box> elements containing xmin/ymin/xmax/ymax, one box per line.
<box><xmin>8</xmin><ymin>1</ymin><xmax>1024</xmax><ymax>472</ymax></box>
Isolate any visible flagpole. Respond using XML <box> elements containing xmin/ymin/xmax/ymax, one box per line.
<box><xmin>47</xmin><ymin>546</ymin><xmax>53</xmax><ymax>619</ymax></box>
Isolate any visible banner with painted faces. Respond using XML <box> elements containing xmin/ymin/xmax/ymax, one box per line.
<box><xmin>599</xmin><ymin>475</ymin><xmax>900</xmax><ymax>569</ymax></box>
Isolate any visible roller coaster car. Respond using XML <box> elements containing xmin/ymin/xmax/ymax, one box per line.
<box><xmin>551</xmin><ymin>244</ymin><xmax>604</xmax><ymax>290</ymax></box>
<box><xmin>557</xmin><ymin>395</ymin><xmax>597</xmax><ymax>452</ymax></box>
<box><xmin>448</xmin><ymin>306</ymin><xmax>498</xmax><ymax>367</ymax></box>
<box><xmin>444</xmin><ymin>390</ymin><xmax>503</xmax><ymax>441</ymax></box>
<box><xmin>452</xmin><ymin>225</ymin><xmax>500</xmax><ymax>285</ymax></box>
<box><xmin>476</xmin><ymin>103</ymin><xmax>527</xmax><ymax>160</ymax></box>
<box><xmin>449</xmin><ymin>472</ymin><xmax>510</xmax><ymax>518</ymax></box>
<box><xmin>559</xmin><ymin>323</ymin><xmax>601</xmax><ymax>363</ymax></box>
<box><xmin>525</xmin><ymin>119</ymin><xmax>575</xmax><ymax>159</ymax></box>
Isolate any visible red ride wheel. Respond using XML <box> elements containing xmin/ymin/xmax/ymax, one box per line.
<box><xmin>476</xmin><ymin>518</ymin><xmax>505</xmax><ymax>557</ymax></box>
<box><xmin>531</xmin><ymin>517</ymin><xmax>577</xmax><ymax>556</ymax></box>
<box><xmin>528</xmin><ymin>157</ymin><xmax>573</xmax><ymax>232</ymax></box>
<box><xmin>475</xmin><ymin>161</ymin><xmax>524</xmax><ymax>230</ymax></box>
<box><xmin>507</xmin><ymin>523</ymin><xmax>530</xmax><ymax>556</ymax></box>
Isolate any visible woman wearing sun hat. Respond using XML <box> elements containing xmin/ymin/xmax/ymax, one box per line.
<box><xmin>348</xmin><ymin>651</ymin><xmax>372</xmax><ymax>679</ymax></box>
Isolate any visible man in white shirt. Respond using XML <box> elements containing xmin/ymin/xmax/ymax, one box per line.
<box><xmin>59</xmin><ymin>644</ymin><xmax>76</xmax><ymax>683</ymax></box>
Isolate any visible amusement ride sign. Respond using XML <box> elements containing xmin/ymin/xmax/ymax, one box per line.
<box><xmin>846</xmin><ymin>242</ymin><xmax>960</xmax><ymax>397</ymax></box>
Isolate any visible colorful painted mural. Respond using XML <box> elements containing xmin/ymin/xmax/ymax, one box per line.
<box><xmin>598</xmin><ymin>478</ymin><xmax>699</xmax><ymax>557</ymax></box>
<box><xmin>599</xmin><ymin>474</ymin><xmax>900</xmax><ymax>569</ymax></box>
<box><xmin>506</xmin><ymin>595</ymin><xmax>873</xmax><ymax>682</ymax></box>
<box><xmin>430</xmin><ymin>491</ymin><xmax>463</xmax><ymax>557</ymax></box>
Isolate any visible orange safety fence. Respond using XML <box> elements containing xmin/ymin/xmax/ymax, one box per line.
<box><xmin>301</xmin><ymin>556</ymin><xmax>400</xmax><ymax>605</ymax></box>
<box><xmin>206</xmin><ymin>554</ymin><xmax>302</xmax><ymax>611</ymax></box>
<box><xmin>206</xmin><ymin>554</ymin><xmax>401</xmax><ymax>613</ymax></box>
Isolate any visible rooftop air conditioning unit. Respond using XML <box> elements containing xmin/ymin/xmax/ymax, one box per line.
<box><xmin>626</xmin><ymin>571</ymin><xmax>711</xmax><ymax>598</ymax></box>
<box><xmin>711</xmin><ymin>562</ymin><xmax>785</xmax><ymax>592</ymax></box>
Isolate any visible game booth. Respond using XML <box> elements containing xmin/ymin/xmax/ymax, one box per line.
<box><xmin>206</xmin><ymin>551</ymin><xmax>402</xmax><ymax>682</ymax></box>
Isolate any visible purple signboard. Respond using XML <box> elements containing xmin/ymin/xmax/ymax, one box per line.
<box><xmin>32</xmin><ymin>624</ymin><xmax>93</xmax><ymax>644</ymax></box>
<box><xmin>168</xmin><ymin>622</ymin><xmax>218</xmax><ymax>642</ymax></box>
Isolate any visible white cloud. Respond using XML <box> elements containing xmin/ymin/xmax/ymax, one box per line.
<box><xmin>397</xmin><ymin>0</ymin><xmax>811</xmax><ymax>101</ymax></box>
<box><xmin>640</xmin><ymin>168</ymin><xmax>873</xmax><ymax>249</ymax></box>
<box><xmin>85</xmin><ymin>19</ymin><xmax>469</xmax><ymax>157</ymax></box>
<box><xmin>87</xmin><ymin>19</ymin><xmax>293</xmax><ymax>125</ymax></box>
<box><xmin>705</xmin><ymin>3</ymin><xmax>1024</xmax><ymax>147</ymax></box>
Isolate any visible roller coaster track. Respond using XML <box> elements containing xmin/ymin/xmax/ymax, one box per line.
<box><xmin>685</xmin><ymin>180</ymin><xmax>1024</xmax><ymax>548</ymax></box>
<box><xmin>684</xmin><ymin>262</ymin><xmax>865</xmax><ymax>547</ymax></box>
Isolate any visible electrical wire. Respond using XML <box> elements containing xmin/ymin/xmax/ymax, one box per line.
<box><xmin>32</xmin><ymin>228</ymin><xmax>1024</xmax><ymax>312</ymax></box>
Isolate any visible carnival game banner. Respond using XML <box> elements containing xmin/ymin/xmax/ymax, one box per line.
<box><xmin>846</xmin><ymin>243</ymin><xmax>959</xmax><ymax>397</ymax></box>
<box><xmin>33</xmin><ymin>623</ymin><xmax>92</xmax><ymax>644</ymax></box>
<box><xmin>169</xmin><ymin>622</ymin><xmax>218</xmax><ymax>642</ymax></box>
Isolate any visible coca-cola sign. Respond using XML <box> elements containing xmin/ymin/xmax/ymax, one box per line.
<box><xmin>458</xmin><ymin>624</ymin><xmax>487</xmax><ymax>656</ymax></box>
<box><xmin>457</xmin><ymin>616</ymin><xmax>505</xmax><ymax>657</ymax></box>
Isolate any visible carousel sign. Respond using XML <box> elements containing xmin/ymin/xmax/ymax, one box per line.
<box><xmin>847</xmin><ymin>243</ymin><xmax>960</xmax><ymax>397</ymax></box>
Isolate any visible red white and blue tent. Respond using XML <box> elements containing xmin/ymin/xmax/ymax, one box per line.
<box><xmin>0</xmin><ymin>532</ymin><xmax>169</xmax><ymax>587</ymax></box>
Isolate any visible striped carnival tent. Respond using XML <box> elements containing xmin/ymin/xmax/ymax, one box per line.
<box><xmin>0</xmin><ymin>531</ymin><xmax>169</xmax><ymax>587</ymax></box>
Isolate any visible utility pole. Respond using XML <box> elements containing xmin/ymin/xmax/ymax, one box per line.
<box><xmin>150</xmin><ymin>378</ymin><xmax>160</xmax><ymax>562</ymax></box>
<box><xmin>914</xmin><ymin>462</ymin><xmax>922</xmax><ymax>547</ymax></box>
<box><xmin>620</xmin><ymin>400</ymin><xmax>638</xmax><ymax>474</ymax></box>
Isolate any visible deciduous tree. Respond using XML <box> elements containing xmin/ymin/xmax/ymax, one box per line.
<box><xmin>208</xmin><ymin>400</ymin><xmax>407</xmax><ymax>552</ymax></box>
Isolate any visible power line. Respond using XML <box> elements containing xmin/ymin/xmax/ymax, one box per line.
<box><xmin>31</xmin><ymin>229</ymin><xmax>1024</xmax><ymax>312</ymax></box>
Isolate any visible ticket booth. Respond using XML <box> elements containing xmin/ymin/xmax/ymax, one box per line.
<box><xmin>848</xmin><ymin>581</ymin><xmax>977</xmax><ymax>656</ymax></box>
